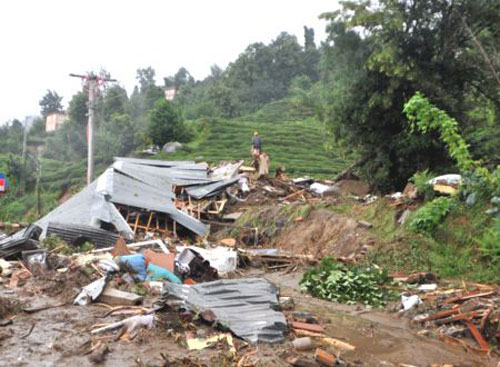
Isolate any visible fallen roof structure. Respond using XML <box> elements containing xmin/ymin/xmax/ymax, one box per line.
<box><xmin>44</xmin><ymin>158</ymin><xmax>246</xmax><ymax>236</ymax></box>
<box><xmin>163</xmin><ymin>278</ymin><xmax>287</xmax><ymax>344</ymax></box>
<box><xmin>1</xmin><ymin>158</ymin><xmax>243</xmax><ymax>257</ymax></box>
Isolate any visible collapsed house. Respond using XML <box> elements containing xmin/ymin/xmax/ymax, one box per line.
<box><xmin>0</xmin><ymin>157</ymin><xmax>243</xmax><ymax>256</ymax></box>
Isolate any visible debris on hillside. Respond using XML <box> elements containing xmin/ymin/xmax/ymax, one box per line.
<box><xmin>401</xmin><ymin>282</ymin><xmax>500</xmax><ymax>354</ymax></box>
<box><xmin>0</xmin><ymin>158</ymin><xmax>496</xmax><ymax>366</ymax></box>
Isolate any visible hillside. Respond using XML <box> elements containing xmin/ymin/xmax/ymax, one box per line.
<box><xmin>159</xmin><ymin>100</ymin><xmax>351</xmax><ymax>178</ymax></box>
<box><xmin>0</xmin><ymin>100</ymin><xmax>348</xmax><ymax>222</ymax></box>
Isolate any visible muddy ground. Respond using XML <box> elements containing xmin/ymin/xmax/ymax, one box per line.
<box><xmin>0</xmin><ymin>268</ymin><xmax>497</xmax><ymax>367</ymax></box>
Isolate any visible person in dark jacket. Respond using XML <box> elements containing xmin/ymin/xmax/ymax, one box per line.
<box><xmin>251</xmin><ymin>131</ymin><xmax>262</xmax><ymax>155</ymax></box>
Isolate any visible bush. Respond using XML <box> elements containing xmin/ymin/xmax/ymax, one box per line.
<box><xmin>476</xmin><ymin>217</ymin><xmax>500</xmax><ymax>265</ymax></box>
<box><xmin>409</xmin><ymin>197</ymin><xmax>456</xmax><ymax>235</ymax></box>
<box><xmin>147</xmin><ymin>99</ymin><xmax>191</xmax><ymax>147</ymax></box>
<box><xmin>410</xmin><ymin>169</ymin><xmax>435</xmax><ymax>201</ymax></box>
<box><xmin>300</xmin><ymin>257</ymin><xmax>396</xmax><ymax>307</ymax></box>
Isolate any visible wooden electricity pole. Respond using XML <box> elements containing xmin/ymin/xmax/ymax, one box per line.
<box><xmin>69</xmin><ymin>73</ymin><xmax>116</xmax><ymax>185</ymax></box>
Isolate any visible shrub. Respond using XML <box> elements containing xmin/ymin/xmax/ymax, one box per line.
<box><xmin>410</xmin><ymin>169</ymin><xmax>435</xmax><ymax>201</ymax></box>
<box><xmin>409</xmin><ymin>196</ymin><xmax>456</xmax><ymax>235</ymax></box>
<box><xmin>300</xmin><ymin>257</ymin><xmax>395</xmax><ymax>307</ymax></box>
<box><xmin>476</xmin><ymin>217</ymin><xmax>500</xmax><ymax>265</ymax></box>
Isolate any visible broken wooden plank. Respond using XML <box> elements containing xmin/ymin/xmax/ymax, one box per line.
<box><xmin>321</xmin><ymin>337</ymin><xmax>355</xmax><ymax>351</ymax></box>
<box><xmin>97</xmin><ymin>287</ymin><xmax>143</xmax><ymax>306</ymax></box>
<box><xmin>465</xmin><ymin>320</ymin><xmax>490</xmax><ymax>351</ymax></box>
<box><xmin>294</xmin><ymin>329</ymin><xmax>326</xmax><ymax>338</ymax></box>
<box><xmin>434</xmin><ymin>311</ymin><xmax>484</xmax><ymax>325</ymax></box>
<box><xmin>443</xmin><ymin>291</ymin><xmax>494</xmax><ymax>305</ymax></box>
<box><xmin>292</xmin><ymin>321</ymin><xmax>325</xmax><ymax>333</ymax></box>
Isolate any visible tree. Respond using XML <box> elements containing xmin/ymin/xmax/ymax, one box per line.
<box><xmin>39</xmin><ymin>90</ymin><xmax>63</xmax><ymax>118</ymax></box>
<box><xmin>147</xmin><ymin>99</ymin><xmax>190</xmax><ymax>147</ymax></box>
<box><xmin>320</xmin><ymin>0</ymin><xmax>500</xmax><ymax>190</ymax></box>
<box><xmin>101</xmin><ymin>85</ymin><xmax>128</xmax><ymax>121</ymax></box>
<box><xmin>68</xmin><ymin>92</ymin><xmax>88</xmax><ymax>126</ymax></box>
<box><xmin>136</xmin><ymin>67</ymin><xmax>157</xmax><ymax>93</ymax></box>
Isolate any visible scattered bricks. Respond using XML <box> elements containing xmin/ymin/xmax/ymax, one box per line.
<box><xmin>314</xmin><ymin>348</ymin><xmax>335</xmax><ymax>367</ymax></box>
<box><xmin>292</xmin><ymin>321</ymin><xmax>325</xmax><ymax>334</ymax></box>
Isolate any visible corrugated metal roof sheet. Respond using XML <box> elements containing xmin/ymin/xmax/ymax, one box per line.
<box><xmin>102</xmin><ymin>169</ymin><xmax>209</xmax><ymax>237</ymax></box>
<box><xmin>163</xmin><ymin>278</ymin><xmax>287</xmax><ymax>343</ymax></box>
<box><xmin>35</xmin><ymin>159</ymin><xmax>218</xmax><ymax>238</ymax></box>
<box><xmin>186</xmin><ymin>177</ymin><xmax>240</xmax><ymax>199</ymax></box>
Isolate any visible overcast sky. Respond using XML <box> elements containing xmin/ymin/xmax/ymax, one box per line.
<box><xmin>0</xmin><ymin>0</ymin><xmax>339</xmax><ymax>124</ymax></box>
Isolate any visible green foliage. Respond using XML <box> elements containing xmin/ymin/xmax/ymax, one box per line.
<box><xmin>404</xmin><ymin>93</ymin><xmax>477</xmax><ymax>172</ymax></box>
<box><xmin>147</xmin><ymin>99</ymin><xmax>190</xmax><ymax>147</ymax></box>
<box><xmin>39</xmin><ymin>90</ymin><xmax>63</xmax><ymax>118</ymax></box>
<box><xmin>319</xmin><ymin>0</ymin><xmax>500</xmax><ymax>190</ymax></box>
<box><xmin>410</xmin><ymin>169</ymin><xmax>435</xmax><ymax>201</ymax></box>
<box><xmin>161</xmin><ymin>108</ymin><xmax>349</xmax><ymax>178</ymax></box>
<box><xmin>300</xmin><ymin>257</ymin><xmax>396</xmax><ymax>307</ymax></box>
<box><xmin>475</xmin><ymin>218</ymin><xmax>500</xmax><ymax>266</ymax></box>
<box><xmin>168</xmin><ymin>28</ymin><xmax>321</xmax><ymax>120</ymax></box>
<box><xmin>41</xmin><ymin>235</ymin><xmax>73</xmax><ymax>255</ymax></box>
<box><xmin>409</xmin><ymin>197</ymin><xmax>456</xmax><ymax>235</ymax></box>
<box><xmin>405</xmin><ymin>93</ymin><xmax>500</xmax><ymax>199</ymax></box>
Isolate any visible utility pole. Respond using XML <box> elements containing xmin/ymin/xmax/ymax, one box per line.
<box><xmin>20</xmin><ymin>116</ymin><xmax>28</xmax><ymax>195</ymax></box>
<box><xmin>69</xmin><ymin>72</ymin><xmax>116</xmax><ymax>185</ymax></box>
<box><xmin>21</xmin><ymin>116</ymin><xmax>34</xmax><ymax>195</ymax></box>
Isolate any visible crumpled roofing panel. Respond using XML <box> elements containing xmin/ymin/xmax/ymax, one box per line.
<box><xmin>186</xmin><ymin>177</ymin><xmax>240</xmax><ymax>199</ymax></box>
<box><xmin>163</xmin><ymin>278</ymin><xmax>287</xmax><ymax>343</ymax></box>
<box><xmin>34</xmin><ymin>158</ymin><xmax>242</xmax><ymax>238</ymax></box>
<box><xmin>99</xmin><ymin>168</ymin><xmax>209</xmax><ymax>237</ymax></box>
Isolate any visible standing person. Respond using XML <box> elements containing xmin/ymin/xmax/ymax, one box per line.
<box><xmin>250</xmin><ymin>131</ymin><xmax>262</xmax><ymax>170</ymax></box>
<box><xmin>251</xmin><ymin>131</ymin><xmax>262</xmax><ymax>157</ymax></box>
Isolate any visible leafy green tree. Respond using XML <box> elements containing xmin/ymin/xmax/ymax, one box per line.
<box><xmin>136</xmin><ymin>67</ymin><xmax>157</xmax><ymax>93</ymax></box>
<box><xmin>147</xmin><ymin>99</ymin><xmax>190</xmax><ymax>147</ymax></box>
<box><xmin>39</xmin><ymin>90</ymin><xmax>63</xmax><ymax>118</ymax></box>
<box><xmin>29</xmin><ymin>117</ymin><xmax>46</xmax><ymax>137</ymax></box>
<box><xmin>68</xmin><ymin>92</ymin><xmax>88</xmax><ymax>126</ymax></box>
<box><xmin>100</xmin><ymin>85</ymin><xmax>128</xmax><ymax>121</ymax></box>
<box><xmin>319</xmin><ymin>0</ymin><xmax>500</xmax><ymax>190</ymax></box>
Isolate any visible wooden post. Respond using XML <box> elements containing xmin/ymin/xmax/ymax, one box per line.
<box><xmin>133</xmin><ymin>212</ymin><xmax>141</xmax><ymax>233</ymax></box>
<box><xmin>146</xmin><ymin>212</ymin><xmax>154</xmax><ymax>232</ymax></box>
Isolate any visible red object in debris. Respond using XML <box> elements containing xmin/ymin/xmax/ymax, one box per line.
<box><xmin>184</xmin><ymin>278</ymin><xmax>196</xmax><ymax>285</ymax></box>
<box><xmin>465</xmin><ymin>320</ymin><xmax>490</xmax><ymax>351</ymax></box>
<box><xmin>315</xmin><ymin>348</ymin><xmax>336</xmax><ymax>367</ymax></box>
<box><xmin>143</xmin><ymin>250</ymin><xmax>175</xmax><ymax>272</ymax></box>
<box><xmin>291</xmin><ymin>321</ymin><xmax>325</xmax><ymax>333</ymax></box>
<box><xmin>443</xmin><ymin>290</ymin><xmax>494</xmax><ymax>304</ymax></box>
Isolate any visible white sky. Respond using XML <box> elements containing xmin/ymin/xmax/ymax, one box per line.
<box><xmin>0</xmin><ymin>0</ymin><xmax>339</xmax><ymax>124</ymax></box>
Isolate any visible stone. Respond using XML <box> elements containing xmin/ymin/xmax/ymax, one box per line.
<box><xmin>162</xmin><ymin>141</ymin><xmax>183</xmax><ymax>154</ymax></box>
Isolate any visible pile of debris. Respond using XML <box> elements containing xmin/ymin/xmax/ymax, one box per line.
<box><xmin>396</xmin><ymin>273</ymin><xmax>500</xmax><ymax>354</ymax></box>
